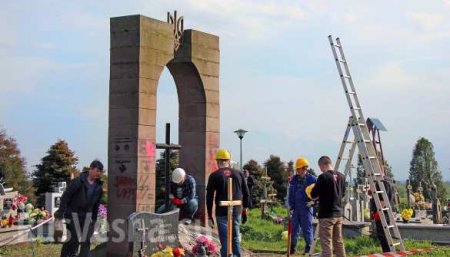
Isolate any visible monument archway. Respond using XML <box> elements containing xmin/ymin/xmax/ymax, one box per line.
<box><xmin>108</xmin><ymin>14</ymin><xmax>219</xmax><ymax>256</ymax></box>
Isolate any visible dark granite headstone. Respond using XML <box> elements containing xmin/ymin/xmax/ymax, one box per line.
<box><xmin>54</xmin><ymin>196</ymin><xmax>61</xmax><ymax>208</ymax></box>
<box><xmin>127</xmin><ymin>209</ymin><xmax>180</xmax><ymax>256</ymax></box>
<box><xmin>3</xmin><ymin>198</ymin><xmax>13</xmax><ymax>210</ymax></box>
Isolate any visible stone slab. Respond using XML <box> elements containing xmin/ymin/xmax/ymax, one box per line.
<box><xmin>127</xmin><ymin>210</ymin><xmax>180</xmax><ymax>256</ymax></box>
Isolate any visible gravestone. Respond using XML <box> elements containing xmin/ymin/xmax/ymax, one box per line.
<box><xmin>0</xmin><ymin>191</ymin><xmax>18</xmax><ymax>213</ymax></box>
<box><xmin>344</xmin><ymin>202</ymin><xmax>353</xmax><ymax>221</ymax></box>
<box><xmin>108</xmin><ymin>13</ymin><xmax>220</xmax><ymax>257</ymax></box>
<box><xmin>127</xmin><ymin>209</ymin><xmax>180</xmax><ymax>256</ymax></box>
<box><xmin>45</xmin><ymin>182</ymin><xmax>66</xmax><ymax>215</ymax></box>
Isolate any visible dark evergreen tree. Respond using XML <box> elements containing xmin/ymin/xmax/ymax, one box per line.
<box><xmin>264</xmin><ymin>155</ymin><xmax>288</xmax><ymax>202</ymax></box>
<box><xmin>409</xmin><ymin>137</ymin><xmax>446</xmax><ymax>203</ymax></box>
<box><xmin>32</xmin><ymin>139</ymin><xmax>79</xmax><ymax>206</ymax></box>
<box><xmin>155</xmin><ymin>151</ymin><xmax>179</xmax><ymax>209</ymax></box>
<box><xmin>0</xmin><ymin>129</ymin><xmax>33</xmax><ymax>202</ymax></box>
<box><xmin>353</xmin><ymin>154</ymin><xmax>365</xmax><ymax>186</ymax></box>
<box><xmin>243</xmin><ymin>159</ymin><xmax>262</xmax><ymax>179</ymax></box>
<box><xmin>384</xmin><ymin>160</ymin><xmax>395</xmax><ymax>179</ymax></box>
<box><xmin>307</xmin><ymin>168</ymin><xmax>317</xmax><ymax>177</ymax></box>
<box><xmin>354</xmin><ymin>154</ymin><xmax>395</xmax><ymax>186</ymax></box>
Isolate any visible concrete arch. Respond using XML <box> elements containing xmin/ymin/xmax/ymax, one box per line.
<box><xmin>108</xmin><ymin>15</ymin><xmax>219</xmax><ymax>256</ymax></box>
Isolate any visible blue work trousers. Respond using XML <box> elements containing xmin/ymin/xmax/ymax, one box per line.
<box><xmin>291</xmin><ymin>208</ymin><xmax>313</xmax><ymax>252</ymax></box>
<box><xmin>217</xmin><ymin>215</ymin><xmax>241</xmax><ymax>257</ymax></box>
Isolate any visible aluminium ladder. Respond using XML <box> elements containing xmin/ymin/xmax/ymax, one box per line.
<box><xmin>308</xmin><ymin>36</ymin><xmax>404</xmax><ymax>256</ymax></box>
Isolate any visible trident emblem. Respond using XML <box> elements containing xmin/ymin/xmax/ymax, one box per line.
<box><xmin>167</xmin><ymin>11</ymin><xmax>184</xmax><ymax>52</ymax></box>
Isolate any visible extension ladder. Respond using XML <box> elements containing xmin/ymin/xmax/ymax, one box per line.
<box><xmin>307</xmin><ymin>36</ymin><xmax>404</xmax><ymax>257</ymax></box>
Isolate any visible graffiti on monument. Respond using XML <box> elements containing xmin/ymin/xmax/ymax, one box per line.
<box><xmin>114</xmin><ymin>175</ymin><xmax>136</xmax><ymax>200</ymax></box>
<box><xmin>112</xmin><ymin>137</ymin><xmax>133</xmax><ymax>155</ymax></box>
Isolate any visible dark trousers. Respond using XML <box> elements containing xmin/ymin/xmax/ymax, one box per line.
<box><xmin>375</xmin><ymin>219</ymin><xmax>390</xmax><ymax>252</ymax></box>
<box><xmin>60</xmin><ymin>215</ymin><xmax>95</xmax><ymax>257</ymax></box>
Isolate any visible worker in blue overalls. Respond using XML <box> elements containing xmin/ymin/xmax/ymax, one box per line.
<box><xmin>288</xmin><ymin>157</ymin><xmax>317</xmax><ymax>254</ymax></box>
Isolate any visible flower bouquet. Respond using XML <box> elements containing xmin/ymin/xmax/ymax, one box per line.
<box><xmin>192</xmin><ymin>235</ymin><xmax>217</xmax><ymax>256</ymax></box>
<box><xmin>150</xmin><ymin>246</ymin><xmax>184</xmax><ymax>257</ymax></box>
<box><xmin>272</xmin><ymin>216</ymin><xmax>284</xmax><ymax>224</ymax></box>
<box><xmin>97</xmin><ymin>204</ymin><xmax>108</xmax><ymax>234</ymax></box>
<box><xmin>400</xmin><ymin>208</ymin><xmax>413</xmax><ymax>223</ymax></box>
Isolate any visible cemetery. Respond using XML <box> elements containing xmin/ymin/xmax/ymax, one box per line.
<box><xmin>1</xmin><ymin>3</ymin><xmax>450</xmax><ymax>257</ymax></box>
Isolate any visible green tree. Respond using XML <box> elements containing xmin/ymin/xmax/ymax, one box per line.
<box><xmin>353</xmin><ymin>155</ymin><xmax>365</xmax><ymax>186</ymax></box>
<box><xmin>264</xmin><ymin>155</ymin><xmax>288</xmax><ymax>202</ymax></box>
<box><xmin>354</xmin><ymin>154</ymin><xmax>395</xmax><ymax>186</ymax></box>
<box><xmin>243</xmin><ymin>159</ymin><xmax>262</xmax><ymax>179</ymax></box>
<box><xmin>32</xmin><ymin>139</ymin><xmax>79</xmax><ymax>206</ymax></box>
<box><xmin>155</xmin><ymin>151</ymin><xmax>179</xmax><ymax>209</ymax></box>
<box><xmin>409</xmin><ymin>137</ymin><xmax>446</xmax><ymax>203</ymax></box>
<box><xmin>0</xmin><ymin>129</ymin><xmax>34</xmax><ymax>202</ymax></box>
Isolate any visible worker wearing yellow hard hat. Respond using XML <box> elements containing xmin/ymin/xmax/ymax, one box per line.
<box><xmin>215</xmin><ymin>148</ymin><xmax>231</xmax><ymax>160</ymax></box>
<box><xmin>287</xmin><ymin>157</ymin><xmax>317</xmax><ymax>254</ymax></box>
<box><xmin>207</xmin><ymin>148</ymin><xmax>250</xmax><ymax>257</ymax></box>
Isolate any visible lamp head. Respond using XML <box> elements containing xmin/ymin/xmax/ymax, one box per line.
<box><xmin>234</xmin><ymin>129</ymin><xmax>248</xmax><ymax>139</ymax></box>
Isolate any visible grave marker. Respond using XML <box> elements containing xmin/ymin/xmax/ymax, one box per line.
<box><xmin>127</xmin><ymin>209</ymin><xmax>180</xmax><ymax>256</ymax></box>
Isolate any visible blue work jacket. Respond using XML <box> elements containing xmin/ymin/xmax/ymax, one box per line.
<box><xmin>288</xmin><ymin>173</ymin><xmax>317</xmax><ymax>211</ymax></box>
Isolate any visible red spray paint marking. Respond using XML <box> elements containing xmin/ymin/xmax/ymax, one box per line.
<box><xmin>145</xmin><ymin>140</ymin><xmax>156</xmax><ymax>159</ymax></box>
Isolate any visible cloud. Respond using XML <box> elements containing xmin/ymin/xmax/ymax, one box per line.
<box><xmin>343</xmin><ymin>12</ymin><xmax>357</xmax><ymax>23</ymax></box>
<box><xmin>407</xmin><ymin>11</ymin><xmax>444</xmax><ymax>31</ymax></box>
<box><xmin>0</xmin><ymin>16</ymin><xmax>17</xmax><ymax>51</ymax></box>
<box><xmin>155</xmin><ymin>0</ymin><xmax>307</xmax><ymax>42</ymax></box>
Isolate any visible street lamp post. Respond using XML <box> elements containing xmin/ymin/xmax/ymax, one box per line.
<box><xmin>234</xmin><ymin>129</ymin><xmax>248</xmax><ymax>171</ymax></box>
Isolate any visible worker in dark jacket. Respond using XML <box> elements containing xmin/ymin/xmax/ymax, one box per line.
<box><xmin>288</xmin><ymin>157</ymin><xmax>317</xmax><ymax>254</ymax></box>
<box><xmin>206</xmin><ymin>148</ymin><xmax>250</xmax><ymax>257</ymax></box>
<box><xmin>55</xmin><ymin>160</ymin><xmax>104</xmax><ymax>257</ymax></box>
<box><xmin>369</xmin><ymin>179</ymin><xmax>393</xmax><ymax>252</ymax></box>
<box><xmin>311</xmin><ymin>156</ymin><xmax>346</xmax><ymax>257</ymax></box>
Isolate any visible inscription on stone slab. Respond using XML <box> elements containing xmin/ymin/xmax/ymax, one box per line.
<box><xmin>127</xmin><ymin>209</ymin><xmax>180</xmax><ymax>256</ymax></box>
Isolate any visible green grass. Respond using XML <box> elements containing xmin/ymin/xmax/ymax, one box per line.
<box><xmin>241</xmin><ymin>206</ymin><xmax>450</xmax><ymax>256</ymax></box>
<box><xmin>2</xmin><ymin>206</ymin><xmax>450</xmax><ymax>257</ymax></box>
<box><xmin>0</xmin><ymin>242</ymin><xmax>62</xmax><ymax>257</ymax></box>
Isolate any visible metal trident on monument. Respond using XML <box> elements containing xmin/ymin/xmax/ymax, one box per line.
<box><xmin>167</xmin><ymin>10</ymin><xmax>184</xmax><ymax>52</ymax></box>
<box><xmin>219</xmin><ymin>177</ymin><xmax>242</xmax><ymax>257</ymax></box>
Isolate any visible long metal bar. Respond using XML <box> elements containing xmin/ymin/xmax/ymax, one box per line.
<box><xmin>329</xmin><ymin>35</ymin><xmax>404</xmax><ymax>252</ymax></box>
<box><xmin>164</xmin><ymin>123</ymin><xmax>171</xmax><ymax>211</ymax></box>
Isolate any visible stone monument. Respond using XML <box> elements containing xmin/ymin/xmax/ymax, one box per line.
<box><xmin>45</xmin><ymin>181</ymin><xmax>66</xmax><ymax>215</ymax></box>
<box><xmin>108</xmin><ymin>12</ymin><xmax>220</xmax><ymax>257</ymax></box>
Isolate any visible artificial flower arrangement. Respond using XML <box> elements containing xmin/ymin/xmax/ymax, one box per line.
<box><xmin>281</xmin><ymin>230</ymin><xmax>289</xmax><ymax>241</ymax></box>
<box><xmin>272</xmin><ymin>216</ymin><xmax>284</xmax><ymax>224</ymax></box>
<box><xmin>192</xmin><ymin>235</ymin><xmax>217</xmax><ymax>256</ymax></box>
<box><xmin>97</xmin><ymin>204</ymin><xmax>108</xmax><ymax>234</ymax></box>
<box><xmin>400</xmin><ymin>208</ymin><xmax>413</xmax><ymax>222</ymax></box>
<box><xmin>413</xmin><ymin>192</ymin><xmax>424</xmax><ymax>202</ymax></box>
<box><xmin>150</xmin><ymin>246</ymin><xmax>185</xmax><ymax>257</ymax></box>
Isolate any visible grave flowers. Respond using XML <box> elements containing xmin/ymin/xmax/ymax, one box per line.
<box><xmin>97</xmin><ymin>204</ymin><xmax>108</xmax><ymax>234</ymax></box>
<box><xmin>149</xmin><ymin>246</ymin><xmax>185</xmax><ymax>257</ymax></box>
<box><xmin>401</xmin><ymin>208</ymin><xmax>413</xmax><ymax>223</ymax></box>
<box><xmin>192</xmin><ymin>235</ymin><xmax>216</xmax><ymax>257</ymax></box>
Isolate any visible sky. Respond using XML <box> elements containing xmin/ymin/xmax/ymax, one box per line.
<box><xmin>1</xmin><ymin>0</ymin><xmax>449</xmax><ymax>181</ymax></box>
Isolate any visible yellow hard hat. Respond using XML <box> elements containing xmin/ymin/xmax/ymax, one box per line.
<box><xmin>216</xmin><ymin>148</ymin><xmax>231</xmax><ymax>160</ymax></box>
<box><xmin>295</xmin><ymin>157</ymin><xmax>309</xmax><ymax>169</ymax></box>
<box><xmin>305</xmin><ymin>183</ymin><xmax>318</xmax><ymax>200</ymax></box>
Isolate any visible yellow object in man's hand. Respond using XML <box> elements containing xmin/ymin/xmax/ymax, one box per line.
<box><xmin>305</xmin><ymin>183</ymin><xmax>318</xmax><ymax>200</ymax></box>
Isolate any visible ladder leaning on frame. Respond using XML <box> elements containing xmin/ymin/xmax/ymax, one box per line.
<box><xmin>308</xmin><ymin>35</ymin><xmax>404</xmax><ymax>257</ymax></box>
